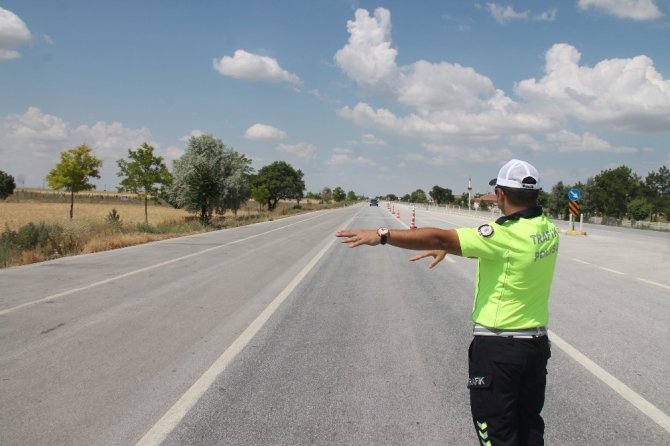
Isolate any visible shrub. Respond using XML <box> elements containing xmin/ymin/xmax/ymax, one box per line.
<box><xmin>136</xmin><ymin>222</ymin><xmax>160</xmax><ymax>234</ymax></box>
<box><xmin>106</xmin><ymin>208</ymin><xmax>122</xmax><ymax>227</ymax></box>
<box><xmin>0</xmin><ymin>229</ymin><xmax>19</xmax><ymax>267</ymax></box>
<box><xmin>17</xmin><ymin>223</ymin><xmax>40</xmax><ymax>250</ymax></box>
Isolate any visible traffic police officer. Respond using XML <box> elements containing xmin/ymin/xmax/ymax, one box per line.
<box><xmin>336</xmin><ymin>159</ymin><xmax>559</xmax><ymax>446</ymax></box>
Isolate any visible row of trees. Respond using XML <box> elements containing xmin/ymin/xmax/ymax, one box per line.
<box><xmin>378</xmin><ymin>185</ymin><xmax>456</xmax><ymax>205</ymax></box>
<box><xmin>306</xmin><ymin>187</ymin><xmax>359</xmax><ymax>204</ymax></box>
<box><xmin>543</xmin><ymin>165</ymin><xmax>669</xmax><ymax>222</ymax></box>
<box><xmin>383</xmin><ymin>164</ymin><xmax>669</xmax><ymax>222</ymax></box>
<box><xmin>4</xmin><ymin>140</ymin><xmax>667</xmax><ymax>224</ymax></box>
<box><xmin>2</xmin><ymin>135</ymin><xmax>315</xmax><ymax>224</ymax></box>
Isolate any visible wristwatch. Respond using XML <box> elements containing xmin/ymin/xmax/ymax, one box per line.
<box><xmin>377</xmin><ymin>227</ymin><xmax>389</xmax><ymax>245</ymax></box>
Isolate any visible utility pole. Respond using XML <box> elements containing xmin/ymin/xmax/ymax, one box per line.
<box><xmin>467</xmin><ymin>177</ymin><xmax>472</xmax><ymax>211</ymax></box>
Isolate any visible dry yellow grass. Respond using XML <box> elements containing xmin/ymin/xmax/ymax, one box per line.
<box><xmin>0</xmin><ymin>201</ymin><xmax>193</xmax><ymax>231</ymax></box>
<box><xmin>1</xmin><ymin>189</ymin><xmax>344</xmax><ymax>268</ymax></box>
<box><xmin>82</xmin><ymin>232</ymin><xmax>176</xmax><ymax>253</ymax></box>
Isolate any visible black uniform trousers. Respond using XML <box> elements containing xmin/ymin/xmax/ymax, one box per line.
<box><xmin>468</xmin><ymin>335</ymin><xmax>551</xmax><ymax>446</ymax></box>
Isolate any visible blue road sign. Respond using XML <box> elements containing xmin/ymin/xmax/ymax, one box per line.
<box><xmin>568</xmin><ymin>188</ymin><xmax>582</xmax><ymax>201</ymax></box>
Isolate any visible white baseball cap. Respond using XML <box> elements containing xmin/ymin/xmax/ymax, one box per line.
<box><xmin>489</xmin><ymin>159</ymin><xmax>541</xmax><ymax>190</ymax></box>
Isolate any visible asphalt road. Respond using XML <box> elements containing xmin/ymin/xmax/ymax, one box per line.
<box><xmin>1</xmin><ymin>203</ymin><xmax>668</xmax><ymax>445</ymax></box>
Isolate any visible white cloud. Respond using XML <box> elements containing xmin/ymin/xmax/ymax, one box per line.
<box><xmin>486</xmin><ymin>3</ymin><xmax>556</xmax><ymax>24</ymax></box>
<box><xmin>545</xmin><ymin>130</ymin><xmax>638</xmax><ymax>153</ymax></box>
<box><xmin>1</xmin><ymin>107</ymin><xmax>156</xmax><ymax>187</ymax></box>
<box><xmin>166</xmin><ymin>146</ymin><xmax>184</xmax><ymax>161</ymax></box>
<box><xmin>338</xmin><ymin>101</ymin><xmax>552</xmax><ymax>139</ymax></box>
<box><xmin>361</xmin><ymin>133</ymin><xmax>386</xmax><ymax>145</ymax></box>
<box><xmin>276</xmin><ymin>142</ymin><xmax>316</xmax><ymax>160</ymax></box>
<box><xmin>487</xmin><ymin>3</ymin><xmax>529</xmax><ymax>24</ymax></box>
<box><xmin>422</xmin><ymin>143</ymin><xmax>514</xmax><ymax>164</ymax></box>
<box><xmin>3</xmin><ymin>106</ymin><xmax>69</xmax><ymax>147</ymax></box>
<box><xmin>334</xmin><ymin>8</ymin><xmax>554</xmax><ymax>139</ymax></box>
<box><xmin>507</xmin><ymin>134</ymin><xmax>544</xmax><ymax>152</ymax></box>
<box><xmin>244</xmin><ymin>123</ymin><xmax>287</xmax><ymax>140</ymax></box>
<box><xmin>334</xmin><ymin>10</ymin><xmax>504</xmax><ymax>114</ymax></box>
<box><xmin>327</xmin><ymin>151</ymin><xmax>374</xmax><ymax>166</ymax></box>
<box><xmin>71</xmin><ymin>121</ymin><xmax>153</xmax><ymax>158</ymax></box>
<box><xmin>336</xmin><ymin>7</ymin><xmax>670</xmax><ymax>148</ymax></box>
<box><xmin>578</xmin><ymin>0</ymin><xmax>663</xmax><ymax>20</ymax></box>
<box><xmin>213</xmin><ymin>49</ymin><xmax>301</xmax><ymax>85</ymax></box>
<box><xmin>515</xmin><ymin>43</ymin><xmax>670</xmax><ymax>132</ymax></box>
<box><xmin>397</xmin><ymin>59</ymin><xmax>497</xmax><ymax>113</ymax></box>
<box><xmin>179</xmin><ymin>130</ymin><xmax>205</xmax><ymax>142</ymax></box>
<box><xmin>535</xmin><ymin>8</ymin><xmax>558</xmax><ymax>21</ymax></box>
<box><xmin>0</xmin><ymin>7</ymin><xmax>32</xmax><ymax>60</ymax></box>
<box><xmin>334</xmin><ymin>8</ymin><xmax>398</xmax><ymax>90</ymax></box>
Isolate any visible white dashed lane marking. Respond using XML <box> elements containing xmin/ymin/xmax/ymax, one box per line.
<box><xmin>571</xmin><ymin>258</ymin><xmax>668</xmax><ymax>290</ymax></box>
<box><xmin>598</xmin><ymin>266</ymin><xmax>624</xmax><ymax>275</ymax></box>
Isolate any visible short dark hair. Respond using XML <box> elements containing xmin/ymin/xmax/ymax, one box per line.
<box><xmin>498</xmin><ymin>186</ymin><xmax>539</xmax><ymax>207</ymax></box>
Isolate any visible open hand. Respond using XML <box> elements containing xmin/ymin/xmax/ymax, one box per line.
<box><xmin>335</xmin><ymin>229</ymin><xmax>380</xmax><ymax>248</ymax></box>
<box><xmin>409</xmin><ymin>250</ymin><xmax>447</xmax><ymax>269</ymax></box>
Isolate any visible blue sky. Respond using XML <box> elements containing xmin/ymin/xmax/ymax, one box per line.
<box><xmin>1</xmin><ymin>0</ymin><xmax>669</xmax><ymax>197</ymax></box>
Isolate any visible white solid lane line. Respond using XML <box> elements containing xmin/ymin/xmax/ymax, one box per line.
<box><xmin>598</xmin><ymin>266</ymin><xmax>624</xmax><ymax>275</ymax></box>
<box><xmin>549</xmin><ymin>330</ymin><xmax>670</xmax><ymax>434</ymax></box>
<box><xmin>0</xmin><ymin>213</ymin><xmax>329</xmax><ymax>317</ymax></box>
<box><xmin>134</xmin><ymin>211</ymin><xmax>359</xmax><ymax>446</ymax></box>
<box><xmin>636</xmin><ymin>278</ymin><xmax>670</xmax><ymax>290</ymax></box>
<box><xmin>570</xmin><ymin>258</ymin><xmax>669</xmax><ymax>290</ymax></box>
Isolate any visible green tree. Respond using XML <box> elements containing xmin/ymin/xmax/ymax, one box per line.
<box><xmin>401</xmin><ymin>193</ymin><xmax>411</xmax><ymax>202</ymax></box>
<box><xmin>253</xmin><ymin>161</ymin><xmax>305</xmax><ymax>211</ymax></box>
<box><xmin>169</xmin><ymin>134</ymin><xmax>252</xmax><ymax>224</ymax></box>
<box><xmin>410</xmin><ymin>189</ymin><xmax>427</xmax><ymax>203</ymax></box>
<box><xmin>627</xmin><ymin>198</ymin><xmax>652</xmax><ymax>221</ymax></box>
<box><xmin>537</xmin><ymin>189</ymin><xmax>549</xmax><ymax>210</ymax></box>
<box><xmin>587</xmin><ymin>166</ymin><xmax>641</xmax><ymax>219</ymax></box>
<box><xmin>251</xmin><ymin>185</ymin><xmax>270</xmax><ymax>210</ymax></box>
<box><xmin>332</xmin><ymin>186</ymin><xmax>346</xmax><ymax>202</ymax></box>
<box><xmin>117</xmin><ymin>143</ymin><xmax>172</xmax><ymax>224</ymax></box>
<box><xmin>0</xmin><ymin>170</ymin><xmax>16</xmax><ymax>200</ymax></box>
<box><xmin>46</xmin><ymin>144</ymin><xmax>102</xmax><ymax>220</ymax></box>
<box><xmin>643</xmin><ymin>165</ymin><xmax>670</xmax><ymax>220</ymax></box>
<box><xmin>219</xmin><ymin>150</ymin><xmax>253</xmax><ymax>216</ymax></box>
<box><xmin>386</xmin><ymin>193</ymin><xmax>398</xmax><ymax>201</ymax></box>
<box><xmin>429</xmin><ymin>185</ymin><xmax>454</xmax><ymax>204</ymax></box>
<box><xmin>346</xmin><ymin>190</ymin><xmax>357</xmax><ymax>202</ymax></box>
<box><xmin>548</xmin><ymin>181</ymin><xmax>570</xmax><ymax>219</ymax></box>
<box><xmin>321</xmin><ymin>187</ymin><xmax>332</xmax><ymax>204</ymax></box>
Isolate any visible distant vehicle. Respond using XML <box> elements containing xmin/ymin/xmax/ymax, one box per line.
<box><xmin>369</xmin><ymin>199</ymin><xmax>379</xmax><ymax>206</ymax></box>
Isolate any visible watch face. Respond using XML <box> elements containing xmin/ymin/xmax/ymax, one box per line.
<box><xmin>378</xmin><ymin>227</ymin><xmax>389</xmax><ymax>236</ymax></box>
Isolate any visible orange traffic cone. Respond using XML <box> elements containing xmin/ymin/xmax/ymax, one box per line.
<box><xmin>396</xmin><ymin>209</ymin><xmax>400</xmax><ymax>219</ymax></box>
<box><xmin>410</xmin><ymin>208</ymin><xmax>416</xmax><ymax>230</ymax></box>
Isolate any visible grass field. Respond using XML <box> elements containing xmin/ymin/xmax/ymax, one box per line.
<box><xmin>1</xmin><ymin>189</ymin><xmax>342</xmax><ymax>268</ymax></box>
<box><xmin>0</xmin><ymin>201</ymin><xmax>195</xmax><ymax>231</ymax></box>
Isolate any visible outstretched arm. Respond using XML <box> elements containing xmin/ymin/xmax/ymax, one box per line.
<box><xmin>336</xmin><ymin>227</ymin><xmax>462</xmax><ymax>256</ymax></box>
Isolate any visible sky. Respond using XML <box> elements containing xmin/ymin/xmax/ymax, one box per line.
<box><xmin>1</xmin><ymin>0</ymin><xmax>669</xmax><ymax>198</ymax></box>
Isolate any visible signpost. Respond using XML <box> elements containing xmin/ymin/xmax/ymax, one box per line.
<box><xmin>568</xmin><ymin>201</ymin><xmax>580</xmax><ymax>217</ymax></box>
<box><xmin>567</xmin><ymin>188</ymin><xmax>585</xmax><ymax>235</ymax></box>
<box><xmin>568</xmin><ymin>188</ymin><xmax>581</xmax><ymax>201</ymax></box>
